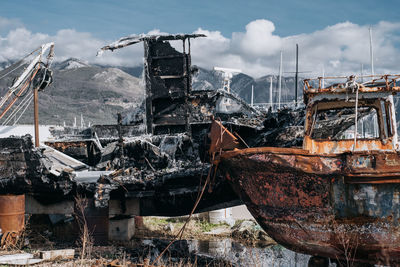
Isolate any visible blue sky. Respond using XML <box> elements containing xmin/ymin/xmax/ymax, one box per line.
<box><xmin>0</xmin><ymin>1</ymin><xmax>400</xmax><ymax>77</ymax></box>
<box><xmin>0</xmin><ymin>0</ymin><xmax>398</xmax><ymax>39</ymax></box>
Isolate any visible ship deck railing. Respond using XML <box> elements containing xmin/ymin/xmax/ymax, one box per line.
<box><xmin>303</xmin><ymin>74</ymin><xmax>400</xmax><ymax>95</ymax></box>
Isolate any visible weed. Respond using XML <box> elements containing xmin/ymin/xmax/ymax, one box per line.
<box><xmin>332</xmin><ymin>221</ymin><xmax>359</xmax><ymax>267</ymax></box>
<box><xmin>197</xmin><ymin>219</ymin><xmax>228</xmax><ymax>232</ymax></box>
<box><xmin>74</xmin><ymin>195</ymin><xmax>94</xmax><ymax>263</ymax></box>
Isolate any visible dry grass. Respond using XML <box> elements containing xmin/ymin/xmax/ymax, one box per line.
<box><xmin>0</xmin><ymin>214</ymin><xmax>31</xmax><ymax>253</ymax></box>
<box><xmin>332</xmin><ymin>221</ymin><xmax>359</xmax><ymax>267</ymax></box>
<box><xmin>140</xmin><ymin>217</ymin><xmax>231</xmax><ymax>241</ymax></box>
<box><xmin>74</xmin><ymin>195</ymin><xmax>94</xmax><ymax>264</ymax></box>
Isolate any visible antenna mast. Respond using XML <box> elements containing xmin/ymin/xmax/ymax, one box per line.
<box><xmin>278</xmin><ymin>50</ymin><xmax>283</xmax><ymax>109</ymax></box>
<box><xmin>251</xmin><ymin>85</ymin><xmax>254</xmax><ymax>107</ymax></box>
<box><xmin>213</xmin><ymin>67</ymin><xmax>242</xmax><ymax>93</ymax></box>
<box><xmin>269</xmin><ymin>76</ymin><xmax>273</xmax><ymax>110</ymax></box>
<box><xmin>369</xmin><ymin>27</ymin><xmax>374</xmax><ymax>76</ymax></box>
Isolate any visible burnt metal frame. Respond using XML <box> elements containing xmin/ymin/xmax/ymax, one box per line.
<box><xmin>142</xmin><ymin>35</ymin><xmax>205</xmax><ymax>135</ymax></box>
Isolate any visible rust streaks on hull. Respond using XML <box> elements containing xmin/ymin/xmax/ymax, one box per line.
<box><xmin>219</xmin><ymin>149</ymin><xmax>400</xmax><ymax>263</ymax></box>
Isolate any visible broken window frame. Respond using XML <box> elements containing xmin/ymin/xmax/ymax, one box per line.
<box><xmin>383</xmin><ymin>100</ymin><xmax>394</xmax><ymax>138</ymax></box>
<box><xmin>306</xmin><ymin>98</ymin><xmax>392</xmax><ymax>141</ymax></box>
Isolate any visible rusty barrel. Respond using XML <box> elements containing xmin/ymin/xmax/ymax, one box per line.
<box><xmin>74</xmin><ymin>198</ymin><xmax>109</xmax><ymax>245</ymax></box>
<box><xmin>0</xmin><ymin>194</ymin><xmax>25</xmax><ymax>233</ymax></box>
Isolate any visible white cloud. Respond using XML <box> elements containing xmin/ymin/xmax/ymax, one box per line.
<box><xmin>0</xmin><ymin>17</ymin><xmax>22</xmax><ymax>35</ymax></box>
<box><xmin>1</xmin><ymin>17</ymin><xmax>400</xmax><ymax>78</ymax></box>
<box><xmin>232</xmin><ymin>19</ymin><xmax>282</xmax><ymax>57</ymax></box>
<box><xmin>191</xmin><ymin>19</ymin><xmax>400</xmax><ymax>77</ymax></box>
<box><xmin>0</xmin><ymin>25</ymin><xmax>145</xmax><ymax>66</ymax></box>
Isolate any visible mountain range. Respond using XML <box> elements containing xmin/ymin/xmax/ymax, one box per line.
<box><xmin>0</xmin><ymin>58</ymin><xmax>302</xmax><ymax>126</ymax></box>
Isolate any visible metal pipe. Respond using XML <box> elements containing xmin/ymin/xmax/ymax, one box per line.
<box><xmin>353</xmin><ymin>86</ymin><xmax>359</xmax><ymax>151</ymax></box>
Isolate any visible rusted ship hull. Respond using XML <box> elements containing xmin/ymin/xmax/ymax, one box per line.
<box><xmin>218</xmin><ymin>147</ymin><xmax>400</xmax><ymax>264</ymax></box>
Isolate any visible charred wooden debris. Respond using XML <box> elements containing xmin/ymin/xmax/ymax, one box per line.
<box><xmin>0</xmin><ymin>34</ymin><xmax>305</xmax><ymax>218</ymax></box>
<box><xmin>1</xmin><ymin>35</ymin><xmax>254</xmax><ymax>215</ymax></box>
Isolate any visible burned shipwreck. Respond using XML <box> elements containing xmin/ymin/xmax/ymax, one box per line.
<box><xmin>0</xmin><ymin>33</ymin><xmax>276</xmax><ymax>246</ymax></box>
<box><xmin>210</xmin><ymin>74</ymin><xmax>400</xmax><ymax>265</ymax></box>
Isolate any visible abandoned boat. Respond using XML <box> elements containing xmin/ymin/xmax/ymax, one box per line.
<box><xmin>209</xmin><ymin>74</ymin><xmax>400</xmax><ymax>264</ymax></box>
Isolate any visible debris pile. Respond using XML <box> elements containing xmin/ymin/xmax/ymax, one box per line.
<box><xmin>248</xmin><ymin>107</ymin><xmax>305</xmax><ymax>148</ymax></box>
<box><xmin>0</xmin><ymin>135</ymin><xmax>73</xmax><ymax>198</ymax></box>
<box><xmin>0</xmin><ymin>34</ymin><xmax>305</xmax><ymax>217</ymax></box>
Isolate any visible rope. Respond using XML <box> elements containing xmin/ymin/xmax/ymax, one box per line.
<box><xmin>152</xmin><ymin>121</ymin><xmax>226</xmax><ymax>265</ymax></box>
<box><xmin>0</xmin><ymin>43</ymin><xmax>54</xmax><ymax>126</ymax></box>
<box><xmin>0</xmin><ymin>60</ymin><xmax>26</xmax><ymax>81</ymax></box>
<box><xmin>1</xmin><ymin>64</ymin><xmax>41</xmax><ymax>125</ymax></box>
<box><xmin>0</xmin><ymin>66</ymin><xmax>40</xmax><ymax>120</ymax></box>
<box><xmin>13</xmin><ymin>94</ymin><xmax>34</xmax><ymax>125</ymax></box>
<box><xmin>2</xmin><ymin>93</ymin><xmax>33</xmax><ymax>125</ymax></box>
<box><xmin>0</xmin><ymin>46</ymin><xmax>41</xmax><ymax>81</ymax></box>
<box><xmin>151</xmin><ymin>164</ymin><xmax>212</xmax><ymax>265</ymax></box>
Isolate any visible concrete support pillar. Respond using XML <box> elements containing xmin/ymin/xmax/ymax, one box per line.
<box><xmin>109</xmin><ymin>216</ymin><xmax>135</xmax><ymax>241</ymax></box>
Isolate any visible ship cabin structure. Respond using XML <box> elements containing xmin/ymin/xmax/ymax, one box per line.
<box><xmin>303</xmin><ymin>75</ymin><xmax>400</xmax><ymax>154</ymax></box>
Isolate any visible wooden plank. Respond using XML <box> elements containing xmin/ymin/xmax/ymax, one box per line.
<box><xmin>40</xmin><ymin>249</ymin><xmax>75</xmax><ymax>260</ymax></box>
<box><xmin>11</xmin><ymin>259</ymin><xmax>44</xmax><ymax>265</ymax></box>
<box><xmin>0</xmin><ymin>253</ymin><xmax>43</xmax><ymax>265</ymax></box>
<box><xmin>0</xmin><ymin>253</ymin><xmax>33</xmax><ymax>261</ymax></box>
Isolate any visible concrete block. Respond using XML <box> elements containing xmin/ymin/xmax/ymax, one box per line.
<box><xmin>231</xmin><ymin>205</ymin><xmax>254</xmax><ymax>220</ymax></box>
<box><xmin>109</xmin><ymin>216</ymin><xmax>135</xmax><ymax>241</ymax></box>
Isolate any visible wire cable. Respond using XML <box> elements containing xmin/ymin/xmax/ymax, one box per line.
<box><xmin>2</xmin><ymin>93</ymin><xmax>33</xmax><ymax>125</ymax></box>
<box><xmin>0</xmin><ymin>46</ymin><xmax>41</xmax><ymax>81</ymax></box>
<box><xmin>13</xmin><ymin>94</ymin><xmax>34</xmax><ymax>125</ymax></box>
<box><xmin>0</xmin><ymin>66</ymin><xmax>40</xmax><ymax>120</ymax></box>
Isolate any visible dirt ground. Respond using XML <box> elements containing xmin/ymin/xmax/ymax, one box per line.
<box><xmin>0</xmin><ymin>216</ymin><xmax>275</xmax><ymax>266</ymax></box>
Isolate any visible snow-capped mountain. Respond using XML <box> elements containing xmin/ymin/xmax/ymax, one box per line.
<box><xmin>0</xmin><ymin>57</ymin><xmax>303</xmax><ymax>126</ymax></box>
<box><xmin>0</xmin><ymin>60</ymin><xmax>13</xmax><ymax>71</ymax></box>
<box><xmin>0</xmin><ymin>58</ymin><xmax>144</xmax><ymax>125</ymax></box>
<box><xmin>54</xmin><ymin>58</ymin><xmax>91</xmax><ymax>70</ymax></box>
<box><xmin>192</xmin><ymin>67</ymin><xmax>303</xmax><ymax>105</ymax></box>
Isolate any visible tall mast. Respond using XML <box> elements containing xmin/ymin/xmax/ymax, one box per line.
<box><xmin>33</xmin><ymin>89</ymin><xmax>39</xmax><ymax>147</ymax></box>
<box><xmin>361</xmin><ymin>63</ymin><xmax>364</xmax><ymax>83</ymax></box>
<box><xmin>295</xmin><ymin>44</ymin><xmax>298</xmax><ymax>107</ymax></box>
<box><xmin>360</xmin><ymin>63</ymin><xmax>365</xmax><ymax>137</ymax></box>
<box><xmin>269</xmin><ymin>76</ymin><xmax>273</xmax><ymax>111</ymax></box>
<box><xmin>322</xmin><ymin>65</ymin><xmax>325</xmax><ymax>89</ymax></box>
<box><xmin>278</xmin><ymin>50</ymin><xmax>283</xmax><ymax>109</ymax></box>
<box><xmin>369</xmin><ymin>27</ymin><xmax>374</xmax><ymax>77</ymax></box>
<box><xmin>251</xmin><ymin>85</ymin><xmax>254</xmax><ymax>107</ymax></box>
